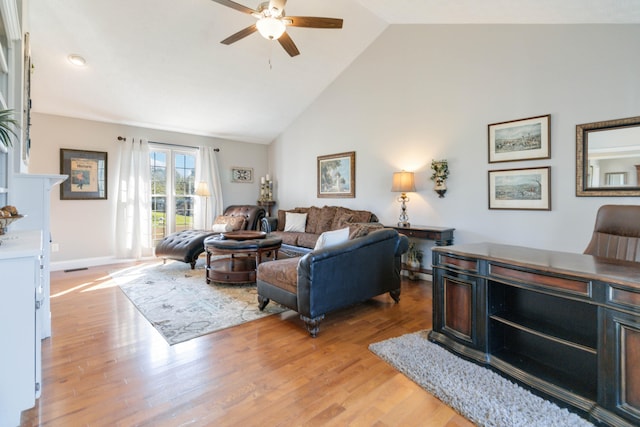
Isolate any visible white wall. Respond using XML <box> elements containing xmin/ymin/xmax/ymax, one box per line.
<box><xmin>269</xmin><ymin>24</ymin><xmax>640</xmax><ymax>259</ymax></box>
<box><xmin>27</xmin><ymin>113</ymin><xmax>268</xmax><ymax>269</ymax></box>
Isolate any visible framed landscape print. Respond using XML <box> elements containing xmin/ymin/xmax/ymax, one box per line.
<box><xmin>60</xmin><ymin>149</ymin><xmax>107</xmax><ymax>200</ymax></box>
<box><xmin>488</xmin><ymin>114</ymin><xmax>551</xmax><ymax>163</ymax></box>
<box><xmin>231</xmin><ymin>166</ymin><xmax>253</xmax><ymax>183</ymax></box>
<box><xmin>317</xmin><ymin>151</ymin><xmax>355</xmax><ymax>198</ymax></box>
<box><xmin>488</xmin><ymin>166</ymin><xmax>551</xmax><ymax>210</ymax></box>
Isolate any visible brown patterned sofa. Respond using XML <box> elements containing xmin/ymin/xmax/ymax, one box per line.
<box><xmin>267</xmin><ymin>205</ymin><xmax>382</xmax><ymax>256</ymax></box>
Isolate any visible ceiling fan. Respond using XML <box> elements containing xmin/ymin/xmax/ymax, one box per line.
<box><xmin>211</xmin><ymin>0</ymin><xmax>343</xmax><ymax>57</ymax></box>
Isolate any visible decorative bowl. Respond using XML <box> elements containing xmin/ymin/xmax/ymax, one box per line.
<box><xmin>0</xmin><ymin>214</ymin><xmax>24</xmax><ymax>235</ymax></box>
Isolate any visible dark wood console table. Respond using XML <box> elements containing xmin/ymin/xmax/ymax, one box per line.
<box><xmin>430</xmin><ymin>242</ymin><xmax>640</xmax><ymax>427</ymax></box>
<box><xmin>388</xmin><ymin>225</ymin><xmax>455</xmax><ymax>274</ymax></box>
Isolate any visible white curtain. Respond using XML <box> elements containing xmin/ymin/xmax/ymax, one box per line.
<box><xmin>115</xmin><ymin>138</ymin><xmax>152</xmax><ymax>259</ymax></box>
<box><xmin>195</xmin><ymin>146</ymin><xmax>224</xmax><ymax>229</ymax></box>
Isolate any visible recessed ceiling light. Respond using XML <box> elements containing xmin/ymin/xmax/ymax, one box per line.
<box><xmin>67</xmin><ymin>54</ymin><xmax>86</xmax><ymax>67</ymax></box>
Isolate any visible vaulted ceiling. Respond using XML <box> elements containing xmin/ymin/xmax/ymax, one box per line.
<box><xmin>28</xmin><ymin>0</ymin><xmax>640</xmax><ymax>144</ymax></box>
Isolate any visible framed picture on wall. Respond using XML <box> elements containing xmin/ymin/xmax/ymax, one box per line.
<box><xmin>60</xmin><ymin>149</ymin><xmax>108</xmax><ymax>200</ymax></box>
<box><xmin>488</xmin><ymin>166</ymin><xmax>551</xmax><ymax>210</ymax></box>
<box><xmin>231</xmin><ymin>166</ymin><xmax>254</xmax><ymax>183</ymax></box>
<box><xmin>317</xmin><ymin>151</ymin><xmax>355</xmax><ymax>198</ymax></box>
<box><xmin>488</xmin><ymin>114</ymin><xmax>551</xmax><ymax>163</ymax></box>
<box><xmin>22</xmin><ymin>32</ymin><xmax>32</xmax><ymax>168</ymax></box>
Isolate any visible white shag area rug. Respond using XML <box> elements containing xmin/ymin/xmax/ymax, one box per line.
<box><xmin>111</xmin><ymin>261</ymin><xmax>287</xmax><ymax>345</ymax></box>
<box><xmin>369</xmin><ymin>330</ymin><xmax>594</xmax><ymax>427</ymax></box>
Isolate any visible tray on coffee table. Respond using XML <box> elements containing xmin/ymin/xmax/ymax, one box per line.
<box><xmin>221</xmin><ymin>230</ymin><xmax>266</xmax><ymax>240</ymax></box>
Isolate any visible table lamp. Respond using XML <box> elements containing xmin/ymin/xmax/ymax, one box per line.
<box><xmin>391</xmin><ymin>171</ymin><xmax>416</xmax><ymax>228</ymax></box>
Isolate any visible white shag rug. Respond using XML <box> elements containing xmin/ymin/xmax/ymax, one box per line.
<box><xmin>369</xmin><ymin>330</ymin><xmax>594</xmax><ymax>427</ymax></box>
<box><xmin>111</xmin><ymin>260</ymin><xmax>287</xmax><ymax>345</ymax></box>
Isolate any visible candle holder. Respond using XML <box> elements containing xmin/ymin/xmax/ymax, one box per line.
<box><xmin>259</xmin><ymin>177</ymin><xmax>273</xmax><ymax>202</ymax></box>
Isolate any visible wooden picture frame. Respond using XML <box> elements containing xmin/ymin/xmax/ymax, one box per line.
<box><xmin>317</xmin><ymin>151</ymin><xmax>355</xmax><ymax>198</ymax></box>
<box><xmin>488</xmin><ymin>114</ymin><xmax>551</xmax><ymax>163</ymax></box>
<box><xmin>231</xmin><ymin>166</ymin><xmax>253</xmax><ymax>183</ymax></box>
<box><xmin>488</xmin><ymin>166</ymin><xmax>551</xmax><ymax>210</ymax></box>
<box><xmin>22</xmin><ymin>32</ymin><xmax>32</xmax><ymax>167</ymax></box>
<box><xmin>60</xmin><ymin>149</ymin><xmax>107</xmax><ymax>200</ymax></box>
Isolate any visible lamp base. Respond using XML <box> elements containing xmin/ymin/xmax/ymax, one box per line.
<box><xmin>397</xmin><ymin>194</ymin><xmax>411</xmax><ymax>228</ymax></box>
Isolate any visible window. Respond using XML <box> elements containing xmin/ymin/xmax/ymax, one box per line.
<box><xmin>150</xmin><ymin>146</ymin><xmax>198</xmax><ymax>246</ymax></box>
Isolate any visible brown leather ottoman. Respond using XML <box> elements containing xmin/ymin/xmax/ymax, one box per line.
<box><xmin>204</xmin><ymin>235</ymin><xmax>282</xmax><ymax>284</ymax></box>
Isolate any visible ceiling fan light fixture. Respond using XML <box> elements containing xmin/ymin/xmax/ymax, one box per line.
<box><xmin>256</xmin><ymin>17</ymin><xmax>286</xmax><ymax>40</ymax></box>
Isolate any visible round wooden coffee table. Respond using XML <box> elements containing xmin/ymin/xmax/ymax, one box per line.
<box><xmin>204</xmin><ymin>235</ymin><xmax>282</xmax><ymax>284</ymax></box>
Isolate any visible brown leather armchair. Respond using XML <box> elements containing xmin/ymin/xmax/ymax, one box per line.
<box><xmin>584</xmin><ymin>204</ymin><xmax>640</xmax><ymax>262</ymax></box>
<box><xmin>155</xmin><ymin>204</ymin><xmax>266</xmax><ymax>268</ymax></box>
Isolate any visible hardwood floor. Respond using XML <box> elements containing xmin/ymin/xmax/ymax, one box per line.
<box><xmin>21</xmin><ymin>261</ymin><xmax>473</xmax><ymax>427</ymax></box>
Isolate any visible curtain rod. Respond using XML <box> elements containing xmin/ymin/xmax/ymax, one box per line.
<box><xmin>117</xmin><ymin>136</ymin><xmax>220</xmax><ymax>152</ymax></box>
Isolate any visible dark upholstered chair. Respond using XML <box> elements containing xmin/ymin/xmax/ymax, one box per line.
<box><xmin>584</xmin><ymin>204</ymin><xmax>640</xmax><ymax>262</ymax></box>
<box><xmin>155</xmin><ymin>205</ymin><xmax>266</xmax><ymax>268</ymax></box>
<box><xmin>257</xmin><ymin>228</ymin><xmax>409</xmax><ymax>337</ymax></box>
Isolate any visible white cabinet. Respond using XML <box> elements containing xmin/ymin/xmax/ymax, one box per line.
<box><xmin>0</xmin><ymin>230</ymin><xmax>43</xmax><ymax>427</ymax></box>
<box><xmin>11</xmin><ymin>173</ymin><xmax>67</xmax><ymax>338</ymax></box>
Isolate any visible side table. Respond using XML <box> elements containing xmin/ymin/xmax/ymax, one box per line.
<box><xmin>257</xmin><ymin>200</ymin><xmax>276</xmax><ymax>217</ymax></box>
<box><xmin>388</xmin><ymin>225</ymin><xmax>455</xmax><ymax>274</ymax></box>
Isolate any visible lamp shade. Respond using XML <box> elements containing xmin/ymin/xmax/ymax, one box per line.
<box><xmin>256</xmin><ymin>17</ymin><xmax>286</xmax><ymax>40</ymax></box>
<box><xmin>391</xmin><ymin>171</ymin><xmax>416</xmax><ymax>193</ymax></box>
<box><xmin>195</xmin><ymin>181</ymin><xmax>211</xmax><ymax>197</ymax></box>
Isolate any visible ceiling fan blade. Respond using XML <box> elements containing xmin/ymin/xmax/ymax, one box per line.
<box><xmin>278</xmin><ymin>32</ymin><xmax>300</xmax><ymax>57</ymax></box>
<box><xmin>285</xmin><ymin>16</ymin><xmax>343</xmax><ymax>29</ymax></box>
<box><xmin>210</xmin><ymin>0</ymin><xmax>257</xmax><ymax>15</ymax></box>
<box><xmin>268</xmin><ymin>0</ymin><xmax>287</xmax><ymax>17</ymax></box>
<box><xmin>221</xmin><ymin>24</ymin><xmax>258</xmax><ymax>45</ymax></box>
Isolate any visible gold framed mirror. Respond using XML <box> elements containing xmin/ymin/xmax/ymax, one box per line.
<box><xmin>576</xmin><ymin>115</ymin><xmax>640</xmax><ymax>196</ymax></box>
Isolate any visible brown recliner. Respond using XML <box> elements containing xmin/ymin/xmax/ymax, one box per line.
<box><xmin>583</xmin><ymin>205</ymin><xmax>640</xmax><ymax>262</ymax></box>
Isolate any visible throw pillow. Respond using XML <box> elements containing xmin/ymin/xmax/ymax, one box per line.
<box><xmin>277</xmin><ymin>209</ymin><xmax>287</xmax><ymax>231</ymax></box>
<box><xmin>314</xmin><ymin>227</ymin><xmax>350</xmax><ymax>251</ymax></box>
<box><xmin>335</xmin><ymin>213</ymin><xmax>353</xmax><ymax>229</ymax></box>
<box><xmin>284</xmin><ymin>212</ymin><xmax>307</xmax><ymax>232</ymax></box>
<box><xmin>348</xmin><ymin>222</ymin><xmax>384</xmax><ymax>239</ymax></box>
<box><xmin>305</xmin><ymin>206</ymin><xmax>322</xmax><ymax>233</ymax></box>
<box><xmin>212</xmin><ymin>223</ymin><xmax>232</xmax><ymax>232</ymax></box>
<box><xmin>213</xmin><ymin>215</ymin><xmax>246</xmax><ymax>231</ymax></box>
<box><xmin>277</xmin><ymin>208</ymin><xmax>307</xmax><ymax>231</ymax></box>
<box><xmin>351</xmin><ymin>209</ymin><xmax>373</xmax><ymax>223</ymax></box>
<box><xmin>316</xmin><ymin>206</ymin><xmax>337</xmax><ymax>234</ymax></box>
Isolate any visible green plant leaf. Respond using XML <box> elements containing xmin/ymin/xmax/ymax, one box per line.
<box><xmin>0</xmin><ymin>109</ymin><xmax>20</xmax><ymax>148</ymax></box>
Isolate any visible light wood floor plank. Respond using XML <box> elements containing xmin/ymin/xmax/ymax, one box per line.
<box><xmin>20</xmin><ymin>262</ymin><xmax>473</xmax><ymax>426</ymax></box>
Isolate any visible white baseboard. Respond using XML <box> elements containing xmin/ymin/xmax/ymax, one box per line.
<box><xmin>403</xmin><ymin>271</ymin><xmax>432</xmax><ymax>281</ymax></box>
<box><xmin>51</xmin><ymin>256</ymin><xmax>156</xmax><ymax>272</ymax></box>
